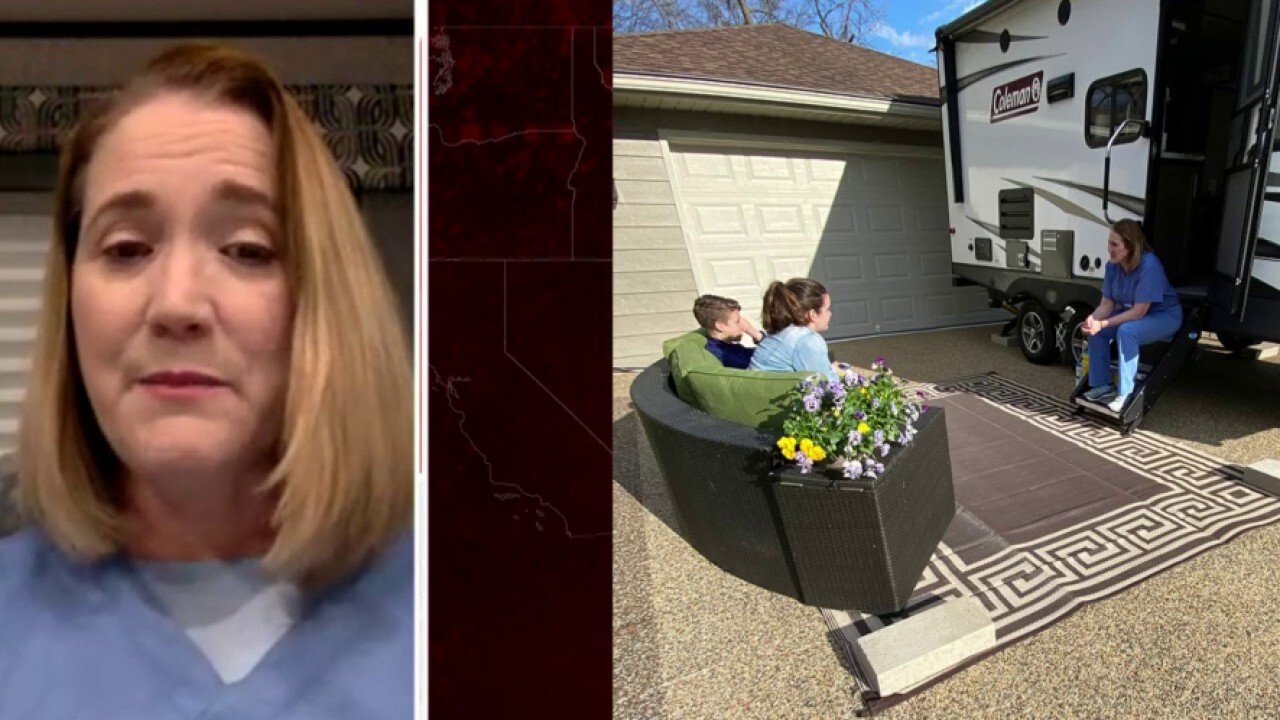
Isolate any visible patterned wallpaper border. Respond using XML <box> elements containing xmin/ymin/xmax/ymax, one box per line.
<box><xmin>0</xmin><ymin>84</ymin><xmax>413</xmax><ymax>191</ymax></box>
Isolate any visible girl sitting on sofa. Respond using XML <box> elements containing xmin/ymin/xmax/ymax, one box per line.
<box><xmin>748</xmin><ymin>278</ymin><xmax>843</xmax><ymax>382</ymax></box>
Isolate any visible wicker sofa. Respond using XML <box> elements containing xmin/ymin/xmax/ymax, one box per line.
<box><xmin>629</xmin><ymin>358</ymin><xmax>956</xmax><ymax>614</ymax></box>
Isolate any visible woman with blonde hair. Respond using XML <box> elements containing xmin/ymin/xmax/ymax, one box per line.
<box><xmin>748</xmin><ymin>277</ymin><xmax>842</xmax><ymax>381</ymax></box>
<box><xmin>0</xmin><ymin>43</ymin><xmax>412</xmax><ymax>717</ymax></box>
<box><xmin>1081</xmin><ymin>218</ymin><xmax>1183</xmax><ymax>412</ymax></box>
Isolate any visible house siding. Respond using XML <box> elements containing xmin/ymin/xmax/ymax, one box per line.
<box><xmin>612</xmin><ymin>105</ymin><xmax>945</xmax><ymax>368</ymax></box>
<box><xmin>612</xmin><ymin>133</ymin><xmax>698</xmax><ymax>368</ymax></box>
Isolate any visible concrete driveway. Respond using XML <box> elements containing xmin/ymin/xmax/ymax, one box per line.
<box><xmin>614</xmin><ymin>323</ymin><xmax>1280</xmax><ymax>718</ymax></box>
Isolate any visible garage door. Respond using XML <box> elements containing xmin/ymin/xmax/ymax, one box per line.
<box><xmin>663</xmin><ymin>136</ymin><xmax>1003</xmax><ymax>339</ymax></box>
<box><xmin>0</xmin><ymin>208</ymin><xmax>49</xmax><ymax>457</ymax></box>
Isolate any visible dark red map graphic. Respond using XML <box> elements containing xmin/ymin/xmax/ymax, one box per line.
<box><xmin>428</xmin><ymin>1</ymin><xmax>612</xmax><ymax>716</ymax></box>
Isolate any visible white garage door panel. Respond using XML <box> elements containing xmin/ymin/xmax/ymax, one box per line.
<box><xmin>683</xmin><ymin>199</ymin><xmax>826</xmax><ymax>246</ymax></box>
<box><xmin>0</xmin><ymin>213</ymin><xmax>51</xmax><ymax>457</ymax></box>
<box><xmin>695</xmin><ymin>249</ymin><xmax>816</xmax><ymax>325</ymax></box>
<box><xmin>667</xmin><ymin>136</ymin><xmax>1004</xmax><ymax>340</ymax></box>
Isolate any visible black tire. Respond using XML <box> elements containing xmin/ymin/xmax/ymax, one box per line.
<box><xmin>1216</xmin><ymin>331</ymin><xmax>1258</xmax><ymax>354</ymax></box>
<box><xmin>1060</xmin><ymin>310</ymin><xmax>1089</xmax><ymax>368</ymax></box>
<box><xmin>1017</xmin><ymin>299</ymin><xmax>1059</xmax><ymax>364</ymax></box>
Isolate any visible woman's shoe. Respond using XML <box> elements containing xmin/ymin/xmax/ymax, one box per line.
<box><xmin>1083</xmin><ymin>385</ymin><xmax>1117</xmax><ymax>402</ymax></box>
<box><xmin>1107</xmin><ymin>393</ymin><xmax>1130</xmax><ymax>413</ymax></box>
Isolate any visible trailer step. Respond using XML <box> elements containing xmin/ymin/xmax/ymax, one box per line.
<box><xmin>1068</xmin><ymin>302</ymin><xmax>1206</xmax><ymax>435</ymax></box>
<box><xmin>1073</xmin><ymin>396</ymin><xmax>1121</xmax><ymax>417</ymax></box>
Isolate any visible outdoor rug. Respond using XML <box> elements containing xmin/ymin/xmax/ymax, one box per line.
<box><xmin>823</xmin><ymin>372</ymin><xmax>1280</xmax><ymax>714</ymax></box>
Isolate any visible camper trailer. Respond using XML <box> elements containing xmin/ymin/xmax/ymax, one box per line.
<box><xmin>936</xmin><ymin>0</ymin><xmax>1280</xmax><ymax>430</ymax></box>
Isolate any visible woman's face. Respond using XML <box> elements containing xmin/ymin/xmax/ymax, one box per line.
<box><xmin>1107</xmin><ymin>232</ymin><xmax>1131</xmax><ymax>266</ymax></box>
<box><xmin>807</xmin><ymin>293</ymin><xmax>833</xmax><ymax>333</ymax></box>
<box><xmin>71</xmin><ymin>92</ymin><xmax>292</xmax><ymax>481</ymax></box>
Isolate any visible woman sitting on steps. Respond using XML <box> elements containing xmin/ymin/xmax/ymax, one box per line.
<box><xmin>1081</xmin><ymin>219</ymin><xmax>1184</xmax><ymax>412</ymax></box>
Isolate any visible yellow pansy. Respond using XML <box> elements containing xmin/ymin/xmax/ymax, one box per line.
<box><xmin>860</xmin><ymin>388</ymin><xmax>870</xmax><ymax>396</ymax></box>
<box><xmin>799</xmin><ymin>438</ymin><xmax>814</xmax><ymax>454</ymax></box>
<box><xmin>809</xmin><ymin>445</ymin><xmax>827</xmax><ymax>461</ymax></box>
<box><xmin>777</xmin><ymin>436</ymin><xmax>797</xmax><ymax>460</ymax></box>
<box><xmin>858</xmin><ymin>422</ymin><xmax>871</xmax><ymax>434</ymax></box>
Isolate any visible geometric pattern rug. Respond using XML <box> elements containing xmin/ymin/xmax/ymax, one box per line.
<box><xmin>821</xmin><ymin>373</ymin><xmax>1280</xmax><ymax>714</ymax></box>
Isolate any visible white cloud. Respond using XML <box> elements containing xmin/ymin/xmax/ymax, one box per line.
<box><xmin>920</xmin><ymin>0</ymin><xmax>987</xmax><ymax>26</ymax></box>
<box><xmin>871</xmin><ymin>23</ymin><xmax>935</xmax><ymax>49</ymax></box>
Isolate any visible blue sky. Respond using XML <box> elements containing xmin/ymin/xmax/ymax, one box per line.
<box><xmin>860</xmin><ymin>0</ymin><xmax>984</xmax><ymax>67</ymax></box>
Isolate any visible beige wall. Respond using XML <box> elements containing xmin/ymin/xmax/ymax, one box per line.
<box><xmin>612</xmin><ymin>106</ymin><xmax>945</xmax><ymax>368</ymax></box>
<box><xmin>613</xmin><ymin>133</ymin><xmax>697</xmax><ymax>368</ymax></box>
<box><xmin>0</xmin><ymin>36</ymin><xmax>411</xmax><ymax>85</ymax></box>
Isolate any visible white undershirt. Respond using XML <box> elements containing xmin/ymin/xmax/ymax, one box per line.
<box><xmin>134</xmin><ymin>558</ymin><xmax>303</xmax><ymax>684</ymax></box>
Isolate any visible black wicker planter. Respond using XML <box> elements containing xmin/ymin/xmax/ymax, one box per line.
<box><xmin>772</xmin><ymin>405</ymin><xmax>955</xmax><ymax>614</ymax></box>
<box><xmin>629</xmin><ymin>359</ymin><xmax>955</xmax><ymax>613</ymax></box>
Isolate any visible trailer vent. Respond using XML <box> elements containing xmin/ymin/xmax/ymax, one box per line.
<box><xmin>975</xmin><ymin>236</ymin><xmax>993</xmax><ymax>262</ymax></box>
<box><xmin>998</xmin><ymin>187</ymin><xmax>1034</xmax><ymax>240</ymax></box>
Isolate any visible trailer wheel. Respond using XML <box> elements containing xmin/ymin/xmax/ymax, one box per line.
<box><xmin>1017</xmin><ymin>299</ymin><xmax>1059</xmax><ymax>364</ymax></box>
<box><xmin>1216</xmin><ymin>331</ymin><xmax>1258</xmax><ymax>354</ymax></box>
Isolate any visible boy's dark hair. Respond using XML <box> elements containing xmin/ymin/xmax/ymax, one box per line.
<box><xmin>692</xmin><ymin>295</ymin><xmax>741</xmax><ymax>332</ymax></box>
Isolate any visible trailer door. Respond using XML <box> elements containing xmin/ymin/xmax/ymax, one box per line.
<box><xmin>1214</xmin><ymin>0</ymin><xmax>1280</xmax><ymax>319</ymax></box>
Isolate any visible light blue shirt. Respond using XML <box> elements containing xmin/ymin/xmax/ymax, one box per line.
<box><xmin>0</xmin><ymin>528</ymin><xmax>413</xmax><ymax>719</ymax></box>
<box><xmin>747</xmin><ymin>324</ymin><xmax>837</xmax><ymax>381</ymax></box>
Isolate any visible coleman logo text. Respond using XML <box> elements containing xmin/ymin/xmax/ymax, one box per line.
<box><xmin>990</xmin><ymin>71</ymin><xmax>1043</xmax><ymax>123</ymax></box>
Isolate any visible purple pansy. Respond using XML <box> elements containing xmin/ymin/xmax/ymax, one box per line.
<box><xmin>848</xmin><ymin>430</ymin><xmax>863</xmax><ymax>445</ymax></box>
<box><xmin>874</xmin><ymin>429</ymin><xmax>886</xmax><ymax>445</ymax></box>
<box><xmin>872</xmin><ymin>397</ymin><xmax>882</xmax><ymax>410</ymax></box>
<box><xmin>843</xmin><ymin>460</ymin><xmax>863</xmax><ymax>479</ymax></box>
<box><xmin>796</xmin><ymin>451</ymin><xmax>814</xmax><ymax>474</ymax></box>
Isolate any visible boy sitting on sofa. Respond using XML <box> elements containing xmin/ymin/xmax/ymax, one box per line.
<box><xmin>693</xmin><ymin>294</ymin><xmax>765</xmax><ymax>369</ymax></box>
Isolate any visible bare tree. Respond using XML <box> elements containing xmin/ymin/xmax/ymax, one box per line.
<box><xmin>804</xmin><ymin>0</ymin><xmax>885</xmax><ymax>44</ymax></box>
<box><xmin>614</xmin><ymin>0</ymin><xmax>886</xmax><ymax>44</ymax></box>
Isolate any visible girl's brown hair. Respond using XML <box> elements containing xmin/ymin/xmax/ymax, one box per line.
<box><xmin>17</xmin><ymin>42</ymin><xmax>413</xmax><ymax>588</ymax></box>
<box><xmin>761</xmin><ymin>278</ymin><xmax>828</xmax><ymax>334</ymax></box>
<box><xmin>1111</xmin><ymin>218</ymin><xmax>1147</xmax><ymax>272</ymax></box>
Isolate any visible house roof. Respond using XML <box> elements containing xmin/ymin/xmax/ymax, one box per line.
<box><xmin>614</xmin><ymin>23</ymin><xmax>940</xmax><ymax>105</ymax></box>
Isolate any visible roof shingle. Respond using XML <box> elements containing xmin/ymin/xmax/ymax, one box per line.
<box><xmin>614</xmin><ymin>23</ymin><xmax>940</xmax><ymax>104</ymax></box>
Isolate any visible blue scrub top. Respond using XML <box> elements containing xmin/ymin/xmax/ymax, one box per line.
<box><xmin>1103</xmin><ymin>251</ymin><xmax>1181</xmax><ymax>316</ymax></box>
<box><xmin>0</xmin><ymin>528</ymin><xmax>413</xmax><ymax>719</ymax></box>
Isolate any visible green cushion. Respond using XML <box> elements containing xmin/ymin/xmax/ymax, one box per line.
<box><xmin>685</xmin><ymin>365</ymin><xmax>811</xmax><ymax>431</ymax></box>
<box><xmin>659</xmin><ymin>328</ymin><xmax>811</xmax><ymax>430</ymax></box>
<box><xmin>662</xmin><ymin>329</ymin><xmax>710</xmax><ymax>358</ymax></box>
<box><xmin>664</xmin><ymin>330</ymin><xmax>718</xmax><ymax>403</ymax></box>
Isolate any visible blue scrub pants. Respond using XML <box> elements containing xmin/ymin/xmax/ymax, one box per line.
<box><xmin>1087</xmin><ymin>308</ymin><xmax>1183</xmax><ymax>395</ymax></box>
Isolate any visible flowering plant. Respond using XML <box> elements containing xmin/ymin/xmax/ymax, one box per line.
<box><xmin>775</xmin><ymin>357</ymin><xmax>927</xmax><ymax>480</ymax></box>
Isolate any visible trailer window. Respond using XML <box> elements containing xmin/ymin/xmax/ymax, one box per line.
<box><xmin>1085</xmin><ymin>70</ymin><xmax>1147</xmax><ymax>148</ymax></box>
